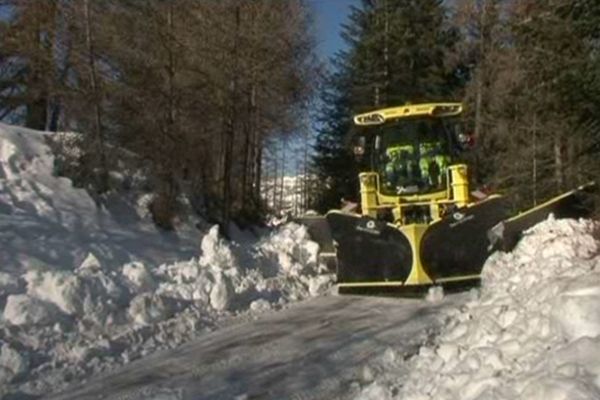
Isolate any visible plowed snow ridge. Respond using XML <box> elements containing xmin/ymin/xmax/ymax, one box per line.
<box><xmin>0</xmin><ymin>123</ymin><xmax>334</xmax><ymax>398</ymax></box>
<box><xmin>359</xmin><ymin>217</ymin><xmax>600</xmax><ymax>400</ymax></box>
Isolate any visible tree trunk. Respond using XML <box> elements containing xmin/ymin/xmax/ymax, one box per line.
<box><xmin>382</xmin><ymin>0</ymin><xmax>389</xmax><ymax>106</ymax></box>
<box><xmin>84</xmin><ymin>0</ymin><xmax>108</xmax><ymax>192</ymax></box>
<box><xmin>25</xmin><ymin>23</ymin><xmax>48</xmax><ymax>130</ymax></box>
<box><xmin>531</xmin><ymin>114</ymin><xmax>537</xmax><ymax>206</ymax></box>
<box><xmin>241</xmin><ymin>84</ymin><xmax>256</xmax><ymax>212</ymax></box>
<box><xmin>254</xmin><ymin>128</ymin><xmax>263</xmax><ymax>207</ymax></box>
<box><xmin>25</xmin><ymin>96</ymin><xmax>47</xmax><ymax>130</ymax></box>
<box><xmin>554</xmin><ymin>134</ymin><xmax>564</xmax><ymax>193</ymax></box>
<box><xmin>221</xmin><ymin>5</ymin><xmax>241</xmax><ymax>231</ymax></box>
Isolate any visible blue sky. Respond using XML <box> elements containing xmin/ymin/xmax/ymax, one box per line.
<box><xmin>308</xmin><ymin>0</ymin><xmax>360</xmax><ymax>61</ymax></box>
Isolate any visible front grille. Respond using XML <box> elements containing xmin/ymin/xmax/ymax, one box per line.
<box><xmin>401</xmin><ymin>205</ymin><xmax>431</xmax><ymax>224</ymax></box>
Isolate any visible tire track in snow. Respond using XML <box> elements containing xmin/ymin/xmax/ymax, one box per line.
<box><xmin>48</xmin><ymin>295</ymin><xmax>459</xmax><ymax>400</ymax></box>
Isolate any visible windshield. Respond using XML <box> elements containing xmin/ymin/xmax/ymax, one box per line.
<box><xmin>376</xmin><ymin>118</ymin><xmax>456</xmax><ymax>195</ymax></box>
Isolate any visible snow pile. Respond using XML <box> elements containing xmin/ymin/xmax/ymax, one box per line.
<box><xmin>0</xmin><ymin>122</ymin><xmax>198</xmax><ymax>273</ymax></box>
<box><xmin>155</xmin><ymin>223</ymin><xmax>334</xmax><ymax>314</ymax></box>
<box><xmin>359</xmin><ymin>217</ymin><xmax>600</xmax><ymax>400</ymax></box>
<box><xmin>0</xmin><ymin>122</ymin><xmax>334</xmax><ymax>397</ymax></box>
<box><xmin>0</xmin><ymin>222</ymin><xmax>334</xmax><ymax>397</ymax></box>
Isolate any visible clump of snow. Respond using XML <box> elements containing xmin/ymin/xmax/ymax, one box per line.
<box><xmin>128</xmin><ymin>293</ymin><xmax>171</xmax><ymax>325</ymax></box>
<box><xmin>0</xmin><ymin>343</ymin><xmax>29</xmax><ymax>384</ymax></box>
<box><xmin>209</xmin><ymin>273</ymin><xmax>234</xmax><ymax>311</ymax></box>
<box><xmin>1</xmin><ymin>222</ymin><xmax>334</xmax><ymax>398</ymax></box>
<box><xmin>78</xmin><ymin>252</ymin><xmax>102</xmax><ymax>272</ymax></box>
<box><xmin>360</xmin><ymin>217</ymin><xmax>600</xmax><ymax>400</ymax></box>
<box><xmin>200</xmin><ymin>225</ymin><xmax>237</xmax><ymax>268</ymax></box>
<box><xmin>3</xmin><ymin>294</ymin><xmax>60</xmax><ymax>326</ymax></box>
<box><xmin>24</xmin><ymin>270</ymin><xmax>85</xmax><ymax>316</ymax></box>
<box><xmin>123</xmin><ymin>262</ymin><xmax>157</xmax><ymax>293</ymax></box>
<box><xmin>551</xmin><ymin>274</ymin><xmax>600</xmax><ymax>341</ymax></box>
<box><xmin>425</xmin><ymin>286</ymin><xmax>444</xmax><ymax>303</ymax></box>
<box><xmin>0</xmin><ymin>123</ymin><xmax>334</xmax><ymax>397</ymax></box>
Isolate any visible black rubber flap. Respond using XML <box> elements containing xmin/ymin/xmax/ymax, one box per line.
<box><xmin>326</xmin><ymin>212</ymin><xmax>413</xmax><ymax>283</ymax></box>
<box><xmin>421</xmin><ymin>196</ymin><xmax>510</xmax><ymax>281</ymax></box>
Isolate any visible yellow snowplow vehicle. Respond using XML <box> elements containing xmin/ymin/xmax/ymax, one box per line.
<box><xmin>302</xmin><ymin>102</ymin><xmax>594</xmax><ymax>294</ymax></box>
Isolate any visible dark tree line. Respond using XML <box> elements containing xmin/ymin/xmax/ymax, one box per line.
<box><xmin>0</xmin><ymin>0</ymin><xmax>317</xmax><ymax>231</ymax></box>
<box><xmin>312</xmin><ymin>0</ymin><xmax>600</xmax><ymax>212</ymax></box>
<box><xmin>312</xmin><ymin>0</ymin><xmax>461</xmax><ymax>212</ymax></box>
<box><xmin>457</xmin><ymin>0</ymin><xmax>600</xmax><ymax>208</ymax></box>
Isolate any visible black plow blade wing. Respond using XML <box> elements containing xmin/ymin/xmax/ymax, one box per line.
<box><xmin>295</xmin><ymin>214</ymin><xmax>338</xmax><ymax>270</ymax></box>
<box><xmin>488</xmin><ymin>182</ymin><xmax>596</xmax><ymax>252</ymax></box>
<box><xmin>326</xmin><ymin>212</ymin><xmax>414</xmax><ymax>284</ymax></box>
<box><xmin>295</xmin><ymin>214</ymin><xmax>335</xmax><ymax>253</ymax></box>
<box><xmin>420</xmin><ymin>196</ymin><xmax>511</xmax><ymax>282</ymax></box>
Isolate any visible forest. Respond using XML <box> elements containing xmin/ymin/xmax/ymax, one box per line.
<box><xmin>1</xmin><ymin>0</ymin><xmax>599</xmax><ymax>229</ymax></box>
<box><xmin>313</xmin><ymin>0</ymin><xmax>600</xmax><ymax>213</ymax></box>
<box><xmin>0</xmin><ymin>0</ymin><xmax>317</xmax><ymax>233</ymax></box>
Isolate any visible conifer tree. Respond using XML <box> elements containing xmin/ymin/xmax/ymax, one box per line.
<box><xmin>455</xmin><ymin>0</ymin><xmax>600</xmax><ymax>208</ymax></box>
<box><xmin>312</xmin><ymin>0</ymin><xmax>460</xmax><ymax>211</ymax></box>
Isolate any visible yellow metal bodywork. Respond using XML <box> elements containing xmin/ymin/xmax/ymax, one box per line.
<box><xmin>341</xmin><ymin>102</ymin><xmax>475</xmax><ymax>289</ymax></box>
<box><xmin>359</xmin><ymin>163</ymin><xmax>471</xmax><ymax>224</ymax></box>
<box><xmin>354</xmin><ymin>103</ymin><xmax>463</xmax><ymax>126</ymax></box>
<box><xmin>348</xmin><ymin>161</ymin><xmax>474</xmax><ymax>289</ymax></box>
<box><xmin>401</xmin><ymin>224</ymin><xmax>432</xmax><ymax>285</ymax></box>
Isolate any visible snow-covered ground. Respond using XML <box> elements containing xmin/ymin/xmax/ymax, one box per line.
<box><xmin>359</xmin><ymin>217</ymin><xmax>600</xmax><ymax>400</ymax></box>
<box><xmin>47</xmin><ymin>295</ymin><xmax>460</xmax><ymax>400</ymax></box>
<box><xmin>0</xmin><ymin>123</ymin><xmax>334</xmax><ymax>398</ymax></box>
<box><xmin>0</xmin><ymin>122</ymin><xmax>200</xmax><ymax>273</ymax></box>
<box><xmin>3</xmin><ymin>122</ymin><xmax>600</xmax><ymax>400</ymax></box>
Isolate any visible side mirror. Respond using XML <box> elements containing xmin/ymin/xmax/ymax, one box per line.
<box><xmin>457</xmin><ymin>132</ymin><xmax>475</xmax><ymax>150</ymax></box>
<box><xmin>452</xmin><ymin>121</ymin><xmax>474</xmax><ymax>151</ymax></box>
<box><xmin>353</xmin><ymin>136</ymin><xmax>366</xmax><ymax>161</ymax></box>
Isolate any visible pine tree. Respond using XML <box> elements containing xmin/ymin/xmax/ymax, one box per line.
<box><xmin>0</xmin><ymin>1</ymin><xmax>60</xmax><ymax>129</ymax></box>
<box><xmin>453</xmin><ymin>0</ymin><xmax>506</xmax><ymax>184</ymax></box>
<box><xmin>311</xmin><ymin>0</ymin><xmax>461</xmax><ymax>211</ymax></box>
<box><xmin>454</xmin><ymin>0</ymin><xmax>600</xmax><ymax>209</ymax></box>
<box><xmin>312</xmin><ymin>62</ymin><xmax>358</xmax><ymax>212</ymax></box>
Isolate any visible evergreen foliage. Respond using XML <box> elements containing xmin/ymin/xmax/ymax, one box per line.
<box><xmin>459</xmin><ymin>0</ymin><xmax>600</xmax><ymax>209</ymax></box>
<box><xmin>311</xmin><ymin>0</ymin><xmax>460</xmax><ymax>212</ymax></box>
<box><xmin>313</xmin><ymin>0</ymin><xmax>600</xmax><ymax>213</ymax></box>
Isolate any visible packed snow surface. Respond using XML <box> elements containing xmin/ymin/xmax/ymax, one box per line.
<box><xmin>0</xmin><ymin>123</ymin><xmax>334</xmax><ymax>398</ymax></box>
<box><xmin>3</xmin><ymin>122</ymin><xmax>600</xmax><ymax>400</ymax></box>
<box><xmin>48</xmin><ymin>295</ymin><xmax>457</xmax><ymax>400</ymax></box>
<box><xmin>359</xmin><ymin>216</ymin><xmax>600</xmax><ymax>400</ymax></box>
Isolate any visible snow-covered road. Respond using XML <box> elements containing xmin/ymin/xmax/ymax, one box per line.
<box><xmin>5</xmin><ymin>122</ymin><xmax>600</xmax><ymax>400</ymax></box>
<box><xmin>48</xmin><ymin>295</ymin><xmax>457</xmax><ymax>400</ymax></box>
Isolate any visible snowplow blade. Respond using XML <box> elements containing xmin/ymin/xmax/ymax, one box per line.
<box><xmin>488</xmin><ymin>182</ymin><xmax>595</xmax><ymax>252</ymax></box>
<box><xmin>295</xmin><ymin>214</ymin><xmax>337</xmax><ymax>270</ymax></box>
<box><xmin>327</xmin><ymin>196</ymin><xmax>511</xmax><ymax>294</ymax></box>
<box><xmin>327</xmin><ymin>183</ymin><xmax>594</xmax><ymax>295</ymax></box>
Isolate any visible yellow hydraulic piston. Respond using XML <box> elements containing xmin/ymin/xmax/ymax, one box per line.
<box><xmin>449</xmin><ymin>164</ymin><xmax>470</xmax><ymax>206</ymax></box>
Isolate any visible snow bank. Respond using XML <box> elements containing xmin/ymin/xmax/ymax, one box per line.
<box><xmin>0</xmin><ymin>122</ymin><xmax>334</xmax><ymax>397</ymax></box>
<box><xmin>0</xmin><ymin>222</ymin><xmax>334</xmax><ymax>397</ymax></box>
<box><xmin>0</xmin><ymin>122</ymin><xmax>198</xmax><ymax>273</ymax></box>
<box><xmin>155</xmin><ymin>223</ymin><xmax>333</xmax><ymax>312</ymax></box>
<box><xmin>358</xmin><ymin>217</ymin><xmax>600</xmax><ymax>400</ymax></box>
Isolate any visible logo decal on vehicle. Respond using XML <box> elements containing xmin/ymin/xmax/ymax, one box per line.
<box><xmin>449</xmin><ymin>212</ymin><xmax>474</xmax><ymax>228</ymax></box>
<box><xmin>356</xmin><ymin>219</ymin><xmax>382</xmax><ymax>235</ymax></box>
